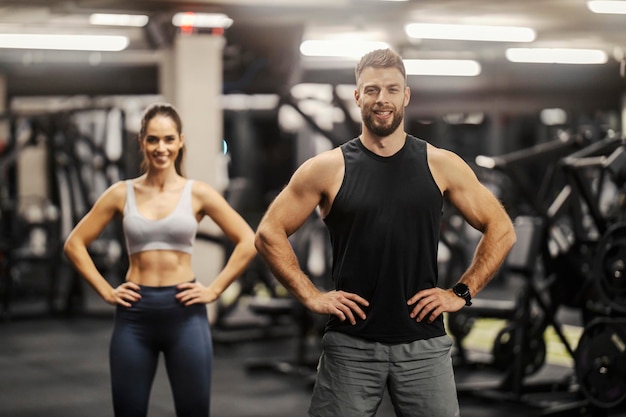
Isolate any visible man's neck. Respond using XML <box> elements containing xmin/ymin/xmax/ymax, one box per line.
<box><xmin>359</xmin><ymin>131</ymin><xmax>407</xmax><ymax>157</ymax></box>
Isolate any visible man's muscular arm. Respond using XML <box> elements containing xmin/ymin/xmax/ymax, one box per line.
<box><xmin>255</xmin><ymin>150</ymin><xmax>369</xmax><ymax>324</ymax></box>
<box><xmin>407</xmin><ymin>147</ymin><xmax>516</xmax><ymax>322</ymax></box>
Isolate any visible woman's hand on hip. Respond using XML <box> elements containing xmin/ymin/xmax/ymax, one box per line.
<box><xmin>108</xmin><ymin>281</ymin><xmax>142</xmax><ymax>307</ymax></box>
<box><xmin>176</xmin><ymin>281</ymin><xmax>219</xmax><ymax>306</ymax></box>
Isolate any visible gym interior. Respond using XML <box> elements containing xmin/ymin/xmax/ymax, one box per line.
<box><xmin>1</xmin><ymin>1</ymin><xmax>626</xmax><ymax>416</ymax></box>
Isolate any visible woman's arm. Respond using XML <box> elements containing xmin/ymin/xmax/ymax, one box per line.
<box><xmin>63</xmin><ymin>181</ymin><xmax>138</xmax><ymax>305</ymax></box>
<box><xmin>177</xmin><ymin>181</ymin><xmax>257</xmax><ymax>306</ymax></box>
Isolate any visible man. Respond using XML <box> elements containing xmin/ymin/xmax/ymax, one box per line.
<box><xmin>255</xmin><ymin>48</ymin><xmax>516</xmax><ymax>417</ymax></box>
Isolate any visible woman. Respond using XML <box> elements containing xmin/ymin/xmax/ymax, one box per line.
<box><xmin>63</xmin><ymin>103</ymin><xmax>257</xmax><ymax>417</ymax></box>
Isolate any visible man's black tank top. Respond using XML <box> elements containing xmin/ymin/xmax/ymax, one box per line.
<box><xmin>323</xmin><ymin>135</ymin><xmax>445</xmax><ymax>343</ymax></box>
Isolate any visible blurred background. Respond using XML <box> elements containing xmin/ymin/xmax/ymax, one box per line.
<box><xmin>1</xmin><ymin>1</ymin><xmax>626</xmax><ymax>416</ymax></box>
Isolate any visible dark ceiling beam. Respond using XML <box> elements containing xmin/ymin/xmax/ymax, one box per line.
<box><xmin>3</xmin><ymin>65</ymin><xmax>159</xmax><ymax>97</ymax></box>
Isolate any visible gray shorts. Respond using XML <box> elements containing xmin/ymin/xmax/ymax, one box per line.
<box><xmin>309</xmin><ymin>331</ymin><xmax>460</xmax><ymax>417</ymax></box>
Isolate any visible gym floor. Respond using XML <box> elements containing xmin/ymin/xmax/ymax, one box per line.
<box><xmin>1</xmin><ymin>295</ymin><xmax>625</xmax><ymax>417</ymax></box>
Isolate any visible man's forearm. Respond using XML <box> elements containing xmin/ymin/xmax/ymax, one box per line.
<box><xmin>459</xmin><ymin>219</ymin><xmax>516</xmax><ymax>295</ymax></box>
<box><xmin>255</xmin><ymin>233</ymin><xmax>321</xmax><ymax>307</ymax></box>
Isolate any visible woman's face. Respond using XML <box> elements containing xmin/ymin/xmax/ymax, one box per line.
<box><xmin>140</xmin><ymin>115</ymin><xmax>184</xmax><ymax>172</ymax></box>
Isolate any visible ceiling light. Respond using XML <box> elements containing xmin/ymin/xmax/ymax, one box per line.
<box><xmin>505</xmin><ymin>48</ymin><xmax>608</xmax><ymax>64</ymax></box>
<box><xmin>171</xmin><ymin>12</ymin><xmax>233</xmax><ymax>29</ymax></box>
<box><xmin>587</xmin><ymin>0</ymin><xmax>626</xmax><ymax>14</ymax></box>
<box><xmin>300</xmin><ymin>40</ymin><xmax>390</xmax><ymax>58</ymax></box>
<box><xmin>405</xmin><ymin>23</ymin><xmax>536</xmax><ymax>42</ymax></box>
<box><xmin>0</xmin><ymin>34</ymin><xmax>129</xmax><ymax>51</ymax></box>
<box><xmin>403</xmin><ymin>59</ymin><xmax>481</xmax><ymax>76</ymax></box>
<box><xmin>443</xmin><ymin>112</ymin><xmax>485</xmax><ymax>125</ymax></box>
<box><xmin>89</xmin><ymin>13</ymin><xmax>149</xmax><ymax>27</ymax></box>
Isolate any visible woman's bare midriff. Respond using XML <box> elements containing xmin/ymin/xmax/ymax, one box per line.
<box><xmin>125</xmin><ymin>250</ymin><xmax>195</xmax><ymax>287</ymax></box>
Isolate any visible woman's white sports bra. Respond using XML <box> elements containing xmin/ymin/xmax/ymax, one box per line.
<box><xmin>122</xmin><ymin>180</ymin><xmax>198</xmax><ymax>255</ymax></box>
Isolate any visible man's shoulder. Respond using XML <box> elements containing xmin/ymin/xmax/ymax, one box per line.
<box><xmin>308</xmin><ymin>146</ymin><xmax>344</xmax><ymax>170</ymax></box>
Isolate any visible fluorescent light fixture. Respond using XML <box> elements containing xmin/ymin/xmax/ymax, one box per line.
<box><xmin>0</xmin><ymin>34</ymin><xmax>129</xmax><ymax>51</ymax></box>
<box><xmin>505</xmin><ymin>48</ymin><xmax>608</xmax><ymax>64</ymax></box>
<box><xmin>89</xmin><ymin>13</ymin><xmax>149</xmax><ymax>27</ymax></box>
<box><xmin>405</xmin><ymin>23</ymin><xmax>536</xmax><ymax>42</ymax></box>
<box><xmin>443</xmin><ymin>112</ymin><xmax>485</xmax><ymax>125</ymax></box>
<box><xmin>172</xmin><ymin>12</ymin><xmax>233</xmax><ymax>29</ymax></box>
<box><xmin>403</xmin><ymin>59</ymin><xmax>481</xmax><ymax>76</ymax></box>
<box><xmin>587</xmin><ymin>0</ymin><xmax>626</xmax><ymax>14</ymax></box>
<box><xmin>300</xmin><ymin>40</ymin><xmax>390</xmax><ymax>58</ymax></box>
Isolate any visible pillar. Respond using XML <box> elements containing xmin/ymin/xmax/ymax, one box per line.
<box><xmin>161</xmin><ymin>32</ymin><xmax>229</xmax><ymax>322</ymax></box>
<box><xmin>0</xmin><ymin>74</ymin><xmax>7</xmax><ymax>149</ymax></box>
<box><xmin>0</xmin><ymin>74</ymin><xmax>5</xmax><ymax>112</ymax></box>
<box><xmin>622</xmin><ymin>93</ymin><xmax>626</xmax><ymax>137</ymax></box>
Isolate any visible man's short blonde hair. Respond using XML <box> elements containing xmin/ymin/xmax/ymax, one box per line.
<box><xmin>355</xmin><ymin>48</ymin><xmax>407</xmax><ymax>85</ymax></box>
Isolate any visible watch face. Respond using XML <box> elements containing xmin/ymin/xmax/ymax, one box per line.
<box><xmin>452</xmin><ymin>283</ymin><xmax>471</xmax><ymax>306</ymax></box>
<box><xmin>453</xmin><ymin>284</ymin><xmax>471</xmax><ymax>306</ymax></box>
<box><xmin>454</xmin><ymin>283</ymin><xmax>469</xmax><ymax>295</ymax></box>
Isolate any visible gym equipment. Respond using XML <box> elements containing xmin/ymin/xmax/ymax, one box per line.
<box><xmin>593</xmin><ymin>222</ymin><xmax>626</xmax><ymax>314</ymax></box>
<box><xmin>49</xmin><ymin>108</ymin><xmax>128</xmax><ymax>315</ymax></box>
<box><xmin>575</xmin><ymin>317</ymin><xmax>626</xmax><ymax>408</ymax></box>
<box><xmin>558</xmin><ymin>137</ymin><xmax>626</xmax><ymax>236</ymax></box>
<box><xmin>452</xmin><ymin>134</ymin><xmax>589</xmax><ymax>374</ymax></box>
<box><xmin>0</xmin><ymin>116</ymin><xmax>63</xmax><ymax>320</ymax></box>
<box><xmin>0</xmin><ymin>196</ymin><xmax>62</xmax><ymax>320</ymax></box>
<box><xmin>454</xmin><ymin>215</ymin><xmax>576</xmax><ymax>397</ymax></box>
<box><xmin>233</xmin><ymin>92</ymin><xmax>346</xmax><ymax>379</ymax></box>
<box><xmin>214</xmin><ymin>99</ymin><xmax>335</xmax><ymax>353</ymax></box>
<box><xmin>454</xmin><ymin>134</ymin><xmax>612</xmax><ymax>415</ymax></box>
<box><xmin>550</xmin><ymin>136</ymin><xmax>626</xmax><ymax>318</ymax></box>
<box><xmin>475</xmin><ymin>132</ymin><xmax>589</xmax><ymax>218</ymax></box>
<box><xmin>4</xmin><ymin>107</ymin><xmax>129</xmax><ymax>318</ymax></box>
<box><xmin>491</xmin><ymin>321</ymin><xmax>547</xmax><ymax>377</ymax></box>
<box><xmin>447</xmin><ymin>308</ymin><xmax>475</xmax><ymax>341</ymax></box>
<box><xmin>278</xmin><ymin>85</ymin><xmax>361</xmax><ymax>150</ymax></box>
<box><xmin>438</xmin><ymin>206</ymin><xmax>475</xmax><ymax>291</ymax></box>
<box><xmin>538</xmin><ymin>135</ymin><xmax>626</xmax><ymax>413</ymax></box>
<box><xmin>244</xmin><ymin>214</ymin><xmax>330</xmax><ymax>383</ymax></box>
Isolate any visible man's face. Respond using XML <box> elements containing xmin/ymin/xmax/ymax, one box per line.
<box><xmin>355</xmin><ymin>66</ymin><xmax>410</xmax><ymax>138</ymax></box>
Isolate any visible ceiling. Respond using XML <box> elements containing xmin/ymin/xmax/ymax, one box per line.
<box><xmin>1</xmin><ymin>0</ymin><xmax>626</xmax><ymax>114</ymax></box>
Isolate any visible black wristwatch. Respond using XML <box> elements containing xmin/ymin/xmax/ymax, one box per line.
<box><xmin>452</xmin><ymin>283</ymin><xmax>472</xmax><ymax>306</ymax></box>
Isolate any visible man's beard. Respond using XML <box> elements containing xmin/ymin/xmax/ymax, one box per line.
<box><xmin>362</xmin><ymin>106</ymin><xmax>404</xmax><ymax>137</ymax></box>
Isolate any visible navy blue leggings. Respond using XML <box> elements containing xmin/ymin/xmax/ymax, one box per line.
<box><xmin>109</xmin><ymin>282</ymin><xmax>213</xmax><ymax>417</ymax></box>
